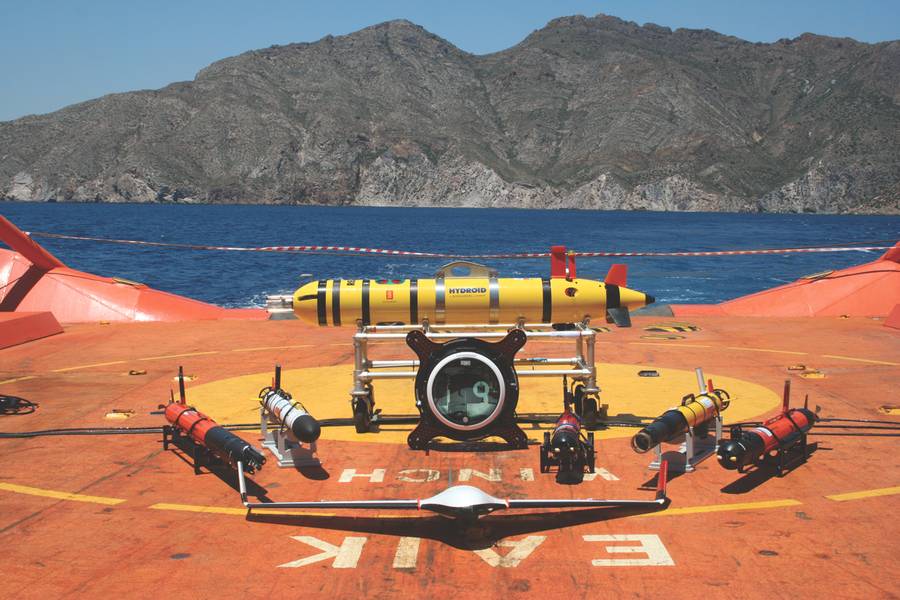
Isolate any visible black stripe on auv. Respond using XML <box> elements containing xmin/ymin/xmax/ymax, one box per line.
<box><xmin>331</xmin><ymin>279</ymin><xmax>341</xmax><ymax>326</ymax></box>
<box><xmin>361</xmin><ymin>279</ymin><xmax>371</xmax><ymax>325</ymax></box>
<box><xmin>606</xmin><ymin>284</ymin><xmax>621</xmax><ymax>310</ymax></box>
<box><xmin>541</xmin><ymin>278</ymin><xmax>552</xmax><ymax>323</ymax></box>
<box><xmin>409</xmin><ymin>279</ymin><xmax>418</xmax><ymax>325</ymax></box>
<box><xmin>316</xmin><ymin>281</ymin><xmax>327</xmax><ymax>326</ymax></box>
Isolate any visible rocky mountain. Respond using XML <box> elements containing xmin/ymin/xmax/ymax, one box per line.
<box><xmin>2</xmin><ymin>15</ymin><xmax>899</xmax><ymax>213</ymax></box>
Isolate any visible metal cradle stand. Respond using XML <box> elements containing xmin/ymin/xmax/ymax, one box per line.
<box><xmin>648</xmin><ymin>367</ymin><xmax>723</xmax><ymax>473</ymax></box>
<box><xmin>259</xmin><ymin>405</ymin><xmax>320</xmax><ymax>468</ymax></box>
<box><xmin>349</xmin><ymin>319</ymin><xmax>605</xmax><ymax>432</ymax></box>
<box><xmin>162</xmin><ymin>425</ymin><xmax>216</xmax><ymax>475</ymax></box>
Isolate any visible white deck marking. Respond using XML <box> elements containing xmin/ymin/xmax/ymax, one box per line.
<box><xmin>583</xmin><ymin>534</ymin><xmax>674</xmax><ymax>566</ymax></box>
<box><xmin>392</xmin><ymin>537</ymin><xmax>421</xmax><ymax>569</ymax></box>
<box><xmin>473</xmin><ymin>536</ymin><xmax>546</xmax><ymax>568</ymax></box>
<box><xmin>397</xmin><ymin>469</ymin><xmax>441</xmax><ymax>483</ymax></box>
<box><xmin>583</xmin><ymin>468</ymin><xmax>619</xmax><ymax>481</ymax></box>
<box><xmin>338</xmin><ymin>468</ymin><xmax>386</xmax><ymax>483</ymax></box>
<box><xmin>278</xmin><ymin>536</ymin><xmax>367</xmax><ymax>568</ymax></box>
<box><xmin>458</xmin><ymin>468</ymin><xmax>502</xmax><ymax>482</ymax></box>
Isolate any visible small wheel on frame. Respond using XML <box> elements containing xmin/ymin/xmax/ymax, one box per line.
<box><xmin>572</xmin><ymin>383</ymin><xmax>585</xmax><ymax>417</ymax></box>
<box><xmin>352</xmin><ymin>398</ymin><xmax>371</xmax><ymax>433</ymax></box>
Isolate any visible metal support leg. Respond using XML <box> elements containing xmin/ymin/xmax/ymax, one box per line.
<box><xmin>684</xmin><ymin>427</ymin><xmax>696</xmax><ymax>472</ymax></box>
<box><xmin>237</xmin><ymin>461</ymin><xmax>248</xmax><ymax>505</ymax></box>
<box><xmin>260</xmin><ymin>405</ymin><xmax>322</xmax><ymax>468</ymax></box>
<box><xmin>352</xmin><ymin>323</ymin><xmax>370</xmax><ymax>403</ymax></box>
<box><xmin>584</xmin><ymin>326</ymin><xmax>599</xmax><ymax>395</ymax></box>
<box><xmin>277</xmin><ymin>426</ymin><xmax>287</xmax><ymax>457</ymax></box>
<box><xmin>351</xmin><ymin>322</ymin><xmax>373</xmax><ymax>431</ymax></box>
<box><xmin>192</xmin><ymin>440</ymin><xmax>201</xmax><ymax>475</ymax></box>
<box><xmin>715</xmin><ymin>415</ymin><xmax>723</xmax><ymax>448</ymax></box>
<box><xmin>649</xmin><ymin>443</ymin><xmax>663</xmax><ymax>470</ymax></box>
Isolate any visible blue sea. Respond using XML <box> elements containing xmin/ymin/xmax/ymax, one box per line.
<box><xmin>1</xmin><ymin>203</ymin><xmax>898</xmax><ymax>307</ymax></box>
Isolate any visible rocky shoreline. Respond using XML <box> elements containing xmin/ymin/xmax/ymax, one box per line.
<box><xmin>2</xmin><ymin>16</ymin><xmax>898</xmax><ymax>214</ymax></box>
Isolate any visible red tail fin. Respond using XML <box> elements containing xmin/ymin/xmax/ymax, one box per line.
<box><xmin>605</xmin><ymin>264</ymin><xmax>627</xmax><ymax>287</ymax></box>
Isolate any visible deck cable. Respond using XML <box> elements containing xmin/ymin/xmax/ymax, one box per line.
<box><xmin>0</xmin><ymin>413</ymin><xmax>655</xmax><ymax>439</ymax></box>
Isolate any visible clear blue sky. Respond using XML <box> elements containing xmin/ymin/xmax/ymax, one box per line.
<box><xmin>1</xmin><ymin>0</ymin><xmax>897</xmax><ymax>122</ymax></box>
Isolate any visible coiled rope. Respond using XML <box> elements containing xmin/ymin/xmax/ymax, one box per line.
<box><xmin>24</xmin><ymin>231</ymin><xmax>895</xmax><ymax>259</ymax></box>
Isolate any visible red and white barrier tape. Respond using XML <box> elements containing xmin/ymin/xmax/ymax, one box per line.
<box><xmin>572</xmin><ymin>246</ymin><xmax>893</xmax><ymax>258</ymax></box>
<box><xmin>23</xmin><ymin>231</ymin><xmax>893</xmax><ymax>259</ymax></box>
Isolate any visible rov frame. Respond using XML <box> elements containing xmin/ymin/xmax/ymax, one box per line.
<box><xmin>162</xmin><ymin>423</ymin><xmax>217</xmax><ymax>475</ymax></box>
<box><xmin>349</xmin><ymin>318</ymin><xmax>606</xmax><ymax>433</ymax></box>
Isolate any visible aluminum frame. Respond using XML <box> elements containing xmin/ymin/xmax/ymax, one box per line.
<box><xmin>350</xmin><ymin>320</ymin><xmax>600</xmax><ymax>425</ymax></box>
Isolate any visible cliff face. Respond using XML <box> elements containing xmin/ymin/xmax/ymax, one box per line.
<box><xmin>2</xmin><ymin>15</ymin><xmax>898</xmax><ymax>213</ymax></box>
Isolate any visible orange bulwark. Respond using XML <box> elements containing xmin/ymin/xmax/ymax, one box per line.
<box><xmin>0</xmin><ymin>216</ymin><xmax>266</xmax><ymax>322</ymax></box>
<box><xmin>675</xmin><ymin>242</ymin><xmax>900</xmax><ymax>318</ymax></box>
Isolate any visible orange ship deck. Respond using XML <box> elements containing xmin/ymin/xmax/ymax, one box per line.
<box><xmin>1</xmin><ymin>315</ymin><xmax>898</xmax><ymax>599</ymax></box>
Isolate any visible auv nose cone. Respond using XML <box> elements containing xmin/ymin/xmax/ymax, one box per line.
<box><xmin>292</xmin><ymin>414</ymin><xmax>322</xmax><ymax>443</ymax></box>
<box><xmin>716</xmin><ymin>441</ymin><xmax>743</xmax><ymax>470</ymax></box>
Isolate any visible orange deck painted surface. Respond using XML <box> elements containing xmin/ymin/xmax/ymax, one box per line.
<box><xmin>674</xmin><ymin>242</ymin><xmax>900</xmax><ymax>318</ymax></box>
<box><xmin>1</xmin><ymin>315</ymin><xmax>898</xmax><ymax>599</ymax></box>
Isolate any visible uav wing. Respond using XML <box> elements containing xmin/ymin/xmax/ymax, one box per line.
<box><xmin>237</xmin><ymin>461</ymin><xmax>669</xmax><ymax>518</ymax></box>
<box><xmin>245</xmin><ymin>499</ymin><xmax>421</xmax><ymax>510</ymax></box>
